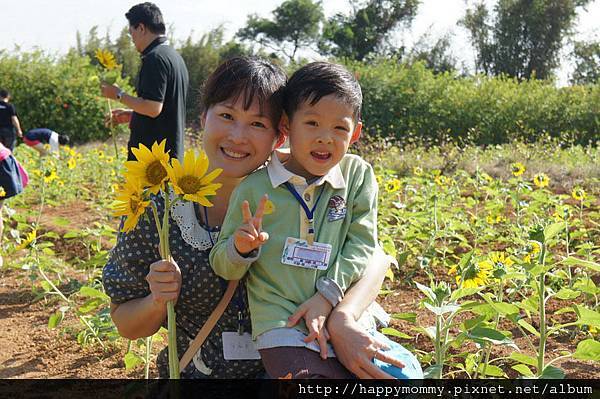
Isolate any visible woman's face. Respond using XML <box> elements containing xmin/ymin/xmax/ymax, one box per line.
<box><xmin>202</xmin><ymin>96</ymin><xmax>280</xmax><ymax>179</ymax></box>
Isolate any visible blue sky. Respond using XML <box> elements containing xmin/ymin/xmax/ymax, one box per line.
<box><xmin>3</xmin><ymin>0</ymin><xmax>599</xmax><ymax>84</ymax></box>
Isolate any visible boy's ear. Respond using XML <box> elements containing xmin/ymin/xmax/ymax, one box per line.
<box><xmin>278</xmin><ymin>113</ymin><xmax>290</xmax><ymax>139</ymax></box>
<box><xmin>200</xmin><ymin>112</ymin><xmax>207</xmax><ymax>130</ymax></box>
<box><xmin>350</xmin><ymin>121</ymin><xmax>362</xmax><ymax>144</ymax></box>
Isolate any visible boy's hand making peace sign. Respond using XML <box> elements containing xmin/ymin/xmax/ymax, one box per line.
<box><xmin>233</xmin><ymin>194</ymin><xmax>270</xmax><ymax>256</ymax></box>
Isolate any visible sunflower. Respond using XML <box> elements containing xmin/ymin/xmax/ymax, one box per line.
<box><xmin>67</xmin><ymin>157</ymin><xmax>77</xmax><ymax>170</ymax></box>
<box><xmin>489</xmin><ymin>252</ymin><xmax>514</xmax><ymax>279</ymax></box>
<box><xmin>434</xmin><ymin>175</ymin><xmax>449</xmax><ymax>187</ymax></box>
<box><xmin>16</xmin><ymin>230</ymin><xmax>37</xmax><ymax>251</ymax></box>
<box><xmin>458</xmin><ymin>260</ymin><xmax>493</xmax><ymax>288</ymax></box>
<box><xmin>523</xmin><ymin>240</ymin><xmax>542</xmax><ymax>263</ymax></box>
<box><xmin>125</xmin><ymin>140</ymin><xmax>171</xmax><ymax>194</ymax></box>
<box><xmin>385</xmin><ymin>178</ymin><xmax>401</xmax><ymax>193</ymax></box>
<box><xmin>511</xmin><ymin>162</ymin><xmax>526</xmax><ymax>177</ymax></box>
<box><xmin>572</xmin><ymin>187</ymin><xmax>585</xmax><ymax>201</ymax></box>
<box><xmin>112</xmin><ymin>179</ymin><xmax>151</xmax><ymax>233</ymax></box>
<box><xmin>533</xmin><ymin>173</ymin><xmax>549</xmax><ymax>188</ymax></box>
<box><xmin>95</xmin><ymin>49</ymin><xmax>118</xmax><ymax>70</ymax></box>
<box><xmin>413</xmin><ymin>166</ymin><xmax>423</xmax><ymax>176</ymax></box>
<box><xmin>44</xmin><ymin>169</ymin><xmax>59</xmax><ymax>183</ymax></box>
<box><xmin>166</xmin><ymin>149</ymin><xmax>222</xmax><ymax>206</ymax></box>
<box><xmin>0</xmin><ymin>187</ymin><xmax>5</xmax><ymax>198</ymax></box>
<box><xmin>552</xmin><ymin>205</ymin><xmax>571</xmax><ymax>222</ymax></box>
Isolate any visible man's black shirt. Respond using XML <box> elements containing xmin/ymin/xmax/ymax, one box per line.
<box><xmin>0</xmin><ymin>101</ymin><xmax>17</xmax><ymax>128</ymax></box>
<box><xmin>129</xmin><ymin>37</ymin><xmax>189</xmax><ymax>160</ymax></box>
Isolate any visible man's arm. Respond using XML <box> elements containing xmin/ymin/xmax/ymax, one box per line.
<box><xmin>100</xmin><ymin>84</ymin><xmax>163</xmax><ymax>118</ymax></box>
<box><xmin>11</xmin><ymin>115</ymin><xmax>23</xmax><ymax>138</ymax></box>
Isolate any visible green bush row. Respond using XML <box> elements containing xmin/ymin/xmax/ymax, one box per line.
<box><xmin>0</xmin><ymin>51</ymin><xmax>133</xmax><ymax>143</ymax></box>
<box><xmin>347</xmin><ymin>59</ymin><xmax>599</xmax><ymax>145</ymax></box>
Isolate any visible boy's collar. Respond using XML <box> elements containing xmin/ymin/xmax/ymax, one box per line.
<box><xmin>267</xmin><ymin>150</ymin><xmax>346</xmax><ymax>189</ymax></box>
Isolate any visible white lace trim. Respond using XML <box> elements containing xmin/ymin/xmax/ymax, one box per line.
<box><xmin>170</xmin><ymin>197</ymin><xmax>219</xmax><ymax>251</ymax></box>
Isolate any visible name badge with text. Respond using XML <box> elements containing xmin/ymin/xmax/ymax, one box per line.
<box><xmin>281</xmin><ymin>237</ymin><xmax>332</xmax><ymax>270</ymax></box>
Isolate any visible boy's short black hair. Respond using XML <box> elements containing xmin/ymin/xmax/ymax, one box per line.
<box><xmin>0</xmin><ymin>89</ymin><xmax>10</xmax><ymax>99</ymax></box>
<box><xmin>201</xmin><ymin>57</ymin><xmax>287</xmax><ymax>134</ymax></box>
<box><xmin>283</xmin><ymin>62</ymin><xmax>362</xmax><ymax>121</ymax></box>
<box><xmin>125</xmin><ymin>3</ymin><xmax>166</xmax><ymax>35</ymax></box>
<box><xmin>58</xmin><ymin>134</ymin><xmax>70</xmax><ymax>145</ymax></box>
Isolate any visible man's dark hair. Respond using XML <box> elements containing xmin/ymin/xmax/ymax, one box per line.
<box><xmin>0</xmin><ymin>89</ymin><xmax>10</xmax><ymax>99</ymax></box>
<box><xmin>58</xmin><ymin>134</ymin><xmax>70</xmax><ymax>145</ymax></box>
<box><xmin>283</xmin><ymin>62</ymin><xmax>362</xmax><ymax>121</ymax></box>
<box><xmin>201</xmin><ymin>57</ymin><xmax>287</xmax><ymax>133</ymax></box>
<box><xmin>125</xmin><ymin>3</ymin><xmax>166</xmax><ymax>35</ymax></box>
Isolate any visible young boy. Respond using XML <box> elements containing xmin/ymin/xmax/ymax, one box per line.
<box><xmin>22</xmin><ymin>128</ymin><xmax>70</xmax><ymax>156</ymax></box>
<box><xmin>211</xmin><ymin>62</ymin><xmax>409</xmax><ymax>379</ymax></box>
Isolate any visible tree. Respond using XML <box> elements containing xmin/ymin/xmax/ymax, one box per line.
<box><xmin>571</xmin><ymin>40</ymin><xmax>600</xmax><ymax>84</ymax></box>
<box><xmin>236</xmin><ymin>0</ymin><xmax>324</xmax><ymax>62</ymax></box>
<box><xmin>320</xmin><ymin>0</ymin><xmax>420</xmax><ymax>61</ymax></box>
<box><xmin>460</xmin><ymin>0</ymin><xmax>592</xmax><ymax>80</ymax></box>
<box><xmin>407</xmin><ymin>32</ymin><xmax>457</xmax><ymax>73</ymax></box>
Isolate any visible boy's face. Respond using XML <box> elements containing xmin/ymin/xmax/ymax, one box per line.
<box><xmin>281</xmin><ymin>94</ymin><xmax>362</xmax><ymax>179</ymax></box>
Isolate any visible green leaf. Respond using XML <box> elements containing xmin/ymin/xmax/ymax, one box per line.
<box><xmin>491</xmin><ymin>302</ymin><xmax>520</xmax><ymax>315</ymax></box>
<box><xmin>424</xmin><ymin>302</ymin><xmax>460</xmax><ymax>316</ymax></box>
<box><xmin>79</xmin><ymin>286</ymin><xmax>109</xmax><ymax>300</ymax></box>
<box><xmin>544</xmin><ymin>222</ymin><xmax>565</xmax><ymax>242</ymax></box>
<box><xmin>396</xmin><ymin>251</ymin><xmax>409</xmax><ymax>266</ymax></box>
<box><xmin>477</xmin><ymin>364</ymin><xmax>505</xmax><ymax>377</ymax></box>
<box><xmin>423</xmin><ymin>364</ymin><xmax>442</xmax><ymax>379</ymax></box>
<box><xmin>574</xmin><ymin>305</ymin><xmax>600</xmax><ymax>328</ymax></box>
<box><xmin>468</xmin><ymin>327</ymin><xmax>514</xmax><ymax>346</ymax></box>
<box><xmin>518</xmin><ymin>319</ymin><xmax>540</xmax><ymax>338</ymax></box>
<box><xmin>540</xmin><ymin>365</ymin><xmax>565</xmax><ymax>379</ymax></box>
<box><xmin>124</xmin><ymin>352</ymin><xmax>144</xmax><ymax>370</ymax></box>
<box><xmin>78</xmin><ymin>298</ymin><xmax>104</xmax><ymax>314</ymax></box>
<box><xmin>512</xmin><ymin>364</ymin><xmax>534</xmax><ymax>377</ymax></box>
<box><xmin>390</xmin><ymin>312</ymin><xmax>417</xmax><ymax>323</ymax></box>
<box><xmin>380</xmin><ymin>327</ymin><xmax>411</xmax><ymax>339</ymax></box>
<box><xmin>562</xmin><ymin>257</ymin><xmax>600</xmax><ymax>272</ymax></box>
<box><xmin>555</xmin><ymin>288</ymin><xmax>581</xmax><ymax>300</ymax></box>
<box><xmin>42</xmin><ymin>247</ymin><xmax>55</xmax><ymax>256</ymax></box>
<box><xmin>52</xmin><ymin>217</ymin><xmax>71</xmax><ymax>227</ymax></box>
<box><xmin>509</xmin><ymin>352</ymin><xmax>538</xmax><ymax>367</ymax></box>
<box><xmin>573</xmin><ymin>339</ymin><xmax>600</xmax><ymax>361</ymax></box>
<box><xmin>415</xmin><ymin>282</ymin><xmax>436</xmax><ymax>303</ymax></box>
<box><xmin>48</xmin><ymin>311</ymin><xmax>63</xmax><ymax>329</ymax></box>
<box><xmin>63</xmin><ymin>231</ymin><xmax>82</xmax><ymax>239</ymax></box>
<box><xmin>450</xmin><ymin>287</ymin><xmax>481</xmax><ymax>301</ymax></box>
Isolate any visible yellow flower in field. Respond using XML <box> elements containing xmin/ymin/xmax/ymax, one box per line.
<box><xmin>511</xmin><ymin>162</ymin><xmax>526</xmax><ymax>177</ymax></box>
<box><xmin>263</xmin><ymin>200</ymin><xmax>275</xmax><ymax>215</ymax></box>
<box><xmin>44</xmin><ymin>169</ymin><xmax>58</xmax><ymax>183</ymax></box>
<box><xmin>113</xmin><ymin>179</ymin><xmax>151</xmax><ymax>233</ymax></box>
<box><xmin>111</xmin><ymin>183</ymin><xmax>120</xmax><ymax>193</ymax></box>
<box><xmin>434</xmin><ymin>175</ymin><xmax>448</xmax><ymax>187</ymax></box>
<box><xmin>572</xmin><ymin>187</ymin><xmax>585</xmax><ymax>201</ymax></box>
<box><xmin>67</xmin><ymin>157</ymin><xmax>77</xmax><ymax>170</ymax></box>
<box><xmin>413</xmin><ymin>166</ymin><xmax>423</xmax><ymax>176</ymax></box>
<box><xmin>106</xmin><ymin>156</ymin><xmax>114</xmax><ymax>164</ymax></box>
<box><xmin>16</xmin><ymin>230</ymin><xmax>37</xmax><ymax>251</ymax></box>
<box><xmin>95</xmin><ymin>49</ymin><xmax>118</xmax><ymax>70</ymax></box>
<box><xmin>125</xmin><ymin>140</ymin><xmax>171</xmax><ymax>195</ymax></box>
<box><xmin>0</xmin><ymin>187</ymin><xmax>5</xmax><ymax>198</ymax></box>
<box><xmin>552</xmin><ymin>206</ymin><xmax>571</xmax><ymax>222</ymax></box>
<box><xmin>533</xmin><ymin>173</ymin><xmax>549</xmax><ymax>188</ymax></box>
<box><xmin>456</xmin><ymin>260</ymin><xmax>493</xmax><ymax>288</ymax></box>
<box><xmin>97</xmin><ymin>150</ymin><xmax>105</xmax><ymax>159</ymax></box>
<box><xmin>385</xmin><ymin>178</ymin><xmax>401</xmax><ymax>193</ymax></box>
<box><xmin>489</xmin><ymin>251</ymin><xmax>514</xmax><ymax>279</ymax></box>
<box><xmin>166</xmin><ymin>149</ymin><xmax>222</xmax><ymax>207</ymax></box>
<box><xmin>57</xmin><ymin>180</ymin><xmax>64</xmax><ymax>187</ymax></box>
<box><xmin>486</xmin><ymin>214</ymin><xmax>504</xmax><ymax>225</ymax></box>
<box><xmin>523</xmin><ymin>240</ymin><xmax>542</xmax><ymax>264</ymax></box>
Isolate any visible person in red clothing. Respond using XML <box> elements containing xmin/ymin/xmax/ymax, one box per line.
<box><xmin>22</xmin><ymin>128</ymin><xmax>70</xmax><ymax>156</ymax></box>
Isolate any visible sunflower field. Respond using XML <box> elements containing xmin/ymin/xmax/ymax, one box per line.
<box><xmin>1</xmin><ymin>135</ymin><xmax>599</xmax><ymax>378</ymax></box>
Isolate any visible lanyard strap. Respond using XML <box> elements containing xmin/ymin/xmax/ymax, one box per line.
<box><xmin>283</xmin><ymin>181</ymin><xmax>325</xmax><ymax>222</ymax></box>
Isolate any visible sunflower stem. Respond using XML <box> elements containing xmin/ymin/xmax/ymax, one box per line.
<box><xmin>106</xmin><ymin>98</ymin><xmax>119</xmax><ymax>160</ymax></box>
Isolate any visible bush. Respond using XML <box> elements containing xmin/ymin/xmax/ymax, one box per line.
<box><xmin>0</xmin><ymin>50</ymin><xmax>133</xmax><ymax>143</ymax></box>
<box><xmin>345</xmin><ymin>59</ymin><xmax>599</xmax><ymax>145</ymax></box>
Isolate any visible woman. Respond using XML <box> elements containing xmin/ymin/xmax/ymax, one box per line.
<box><xmin>103</xmin><ymin>57</ymin><xmax>401</xmax><ymax>378</ymax></box>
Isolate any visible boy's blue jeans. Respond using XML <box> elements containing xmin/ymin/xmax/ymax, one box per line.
<box><xmin>370</xmin><ymin>330</ymin><xmax>423</xmax><ymax>379</ymax></box>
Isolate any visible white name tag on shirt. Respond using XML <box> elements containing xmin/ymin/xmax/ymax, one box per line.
<box><xmin>222</xmin><ymin>332</ymin><xmax>261</xmax><ymax>360</ymax></box>
<box><xmin>281</xmin><ymin>237</ymin><xmax>332</xmax><ymax>270</ymax></box>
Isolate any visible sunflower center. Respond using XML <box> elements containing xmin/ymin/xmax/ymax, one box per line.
<box><xmin>178</xmin><ymin>175</ymin><xmax>202</xmax><ymax>194</ymax></box>
<box><xmin>146</xmin><ymin>161</ymin><xmax>167</xmax><ymax>185</ymax></box>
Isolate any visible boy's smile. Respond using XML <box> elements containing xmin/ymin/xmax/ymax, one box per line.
<box><xmin>281</xmin><ymin>95</ymin><xmax>362</xmax><ymax>179</ymax></box>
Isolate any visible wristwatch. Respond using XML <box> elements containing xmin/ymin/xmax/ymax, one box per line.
<box><xmin>116</xmin><ymin>89</ymin><xmax>125</xmax><ymax>100</ymax></box>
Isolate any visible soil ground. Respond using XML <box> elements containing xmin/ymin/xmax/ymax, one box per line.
<box><xmin>1</xmin><ymin>203</ymin><xmax>598</xmax><ymax>379</ymax></box>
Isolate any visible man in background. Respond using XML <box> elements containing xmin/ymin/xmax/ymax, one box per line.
<box><xmin>100</xmin><ymin>2</ymin><xmax>189</xmax><ymax>160</ymax></box>
<box><xmin>0</xmin><ymin>89</ymin><xmax>23</xmax><ymax>151</ymax></box>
